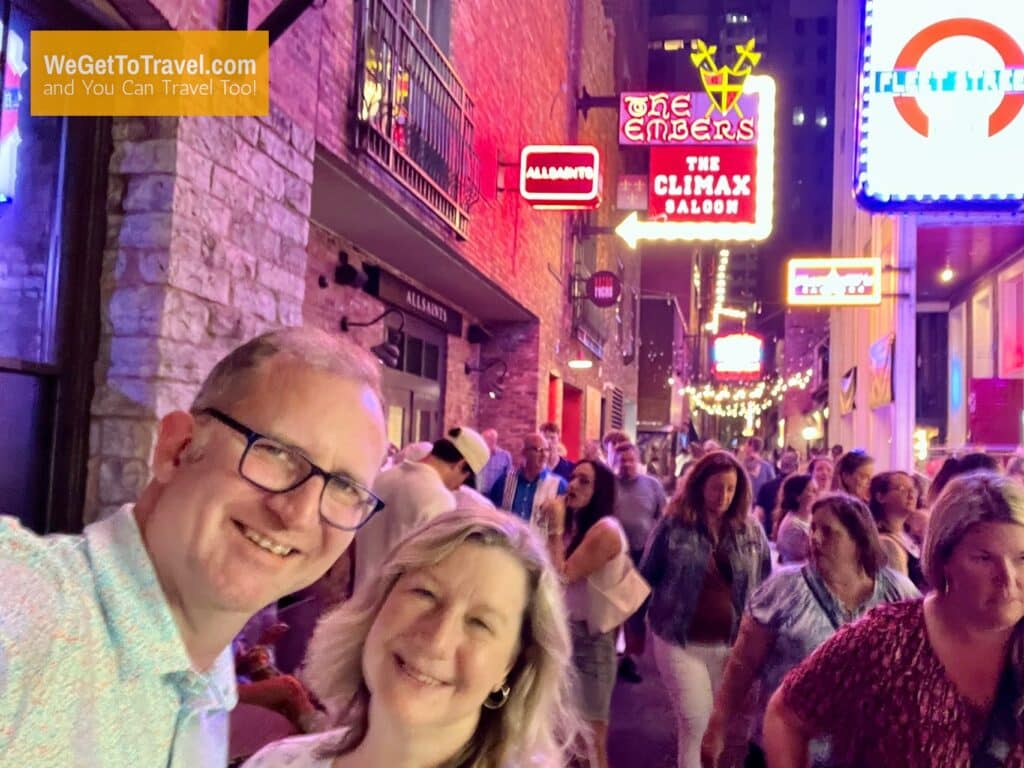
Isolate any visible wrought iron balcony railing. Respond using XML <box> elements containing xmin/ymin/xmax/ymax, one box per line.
<box><xmin>355</xmin><ymin>0</ymin><xmax>479</xmax><ymax>238</ymax></box>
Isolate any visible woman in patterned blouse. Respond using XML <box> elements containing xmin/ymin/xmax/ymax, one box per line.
<box><xmin>700</xmin><ymin>493</ymin><xmax>918</xmax><ymax>768</ymax></box>
<box><xmin>763</xmin><ymin>471</ymin><xmax>1024</xmax><ymax>768</ymax></box>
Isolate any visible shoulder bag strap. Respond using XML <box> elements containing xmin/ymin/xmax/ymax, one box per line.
<box><xmin>801</xmin><ymin>565</ymin><xmax>844</xmax><ymax>632</ymax></box>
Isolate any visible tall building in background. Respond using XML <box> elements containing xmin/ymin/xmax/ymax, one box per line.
<box><xmin>765</xmin><ymin>0</ymin><xmax>838</xmax><ymax>452</ymax></box>
<box><xmin>641</xmin><ymin>0</ymin><xmax>837</xmax><ymax>449</ymax></box>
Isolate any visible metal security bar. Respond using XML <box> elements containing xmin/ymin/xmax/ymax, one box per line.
<box><xmin>355</xmin><ymin>0</ymin><xmax>478</xmax><ymax>238</ymax></box>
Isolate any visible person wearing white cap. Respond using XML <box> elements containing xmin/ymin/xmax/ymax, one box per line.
<box><xmin>352</xmin><ymin>427</ymin><xmax>491</xmax><ymax>588</ymax></box>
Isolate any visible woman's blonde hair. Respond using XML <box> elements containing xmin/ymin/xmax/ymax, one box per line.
<box><xmin>302</xmin><ymin>509</ymin><xmax>581</xmax><ymax>767</ymax></box>
<box><xmin>667</xmin><ymin>450</ymin><xmax>752</xmax><ymax>534</ymax></box>
<box><xmin>923</xmin><ymin>470</ymin><xmax>1024</xmax><ymax>592</ymax></box>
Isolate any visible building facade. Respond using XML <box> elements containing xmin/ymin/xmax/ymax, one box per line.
<box><xmin>1</xmin><ymin>0</ymin><xmax>644</xmax><ymax>531</ymax></box>
<box><xmin>827</xmin><ymin>0</ymin><xmax>1024</xmax><ymax>471</ymax></box>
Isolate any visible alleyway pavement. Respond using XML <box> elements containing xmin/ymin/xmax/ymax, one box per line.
<box><xmin>608</xmin><ymin>645</ymin><xmax>676</xmax><ymax>768</ymax></box>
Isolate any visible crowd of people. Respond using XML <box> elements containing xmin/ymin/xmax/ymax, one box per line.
<box><xmin>2</xmin><ymin>326</ymin><xmax>1024</xmax><ymax>768</ymax></box>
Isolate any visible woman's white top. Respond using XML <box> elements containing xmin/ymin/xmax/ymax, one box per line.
<box><xmin>242</xmin><ymin>729</ymin><xmax>348</xmax><ymax>767</ymax></box>
<box><xmin>563</xmin><ymin>517</ymin><xmax>628</xmax><ymax>623</ymax></box>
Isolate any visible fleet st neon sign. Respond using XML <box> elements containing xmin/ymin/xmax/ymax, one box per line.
<box><xmin>786</xmin><ymin>257</ymin><xmax>883</xmax><ymax>306</ymax></box>
<box><xmin>519</xmin><ymin>145</ymin><xmax>601</xmax><ymax>210</ymax></box>
<box><xmin>857</xmin><ymin>2</ymin><xmax>1024</xmax><ymax>210</ymax></box>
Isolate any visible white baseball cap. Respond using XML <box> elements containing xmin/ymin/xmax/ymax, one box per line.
<box><xmin>446</xmin><ymin>426</ymin><xmax>491</xmax><ymax>475</ymax></box>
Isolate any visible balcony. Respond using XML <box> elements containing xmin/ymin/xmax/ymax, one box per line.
<box><xmin>355</xmin><ymin>0</ymin><xmax>478</xmax><ymax>238</ymax></box>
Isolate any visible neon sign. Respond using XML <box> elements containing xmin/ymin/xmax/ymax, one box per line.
<box><xmin>619</xmin><ymin>92</ymin><xmax>758</xmax><ymax>146</ymax></box>
<box><xmin>0</xmin><ymin>26</ymin><xmax>25</xmax><ymax>204</ymax></box>
<box><xmin>519</xmin><ymin>145</ymin><xmax>600</xmax><ymax>210</ymax></box>
<box><xmin>692</xmin><ymin>38</ymin><xmax>760</xmax><ymax>115</ymax></box>
<box><xmin>786</xmin><ymin>257</ymin><xmax>883</xmax><ymax>306</ymax></box>
<box><xmin>649</xmin><ymin>146</ymin><xmax>757</xmax><ymax>224</ymax></box>
<box><xmin>857</xmin><ymin>3</ymin><xmax>1024</xmax><ymax>210</ymax></box>
<box><xmin>585</xmin><ymin>271</ymin><xmax>621</xmax><ymax>308</ymax></box>
<box><xmin>616</xmin><ymin>74</ymin><xmax>775</xmax><ymax>246</ymax></box>
<box><xmin>712</xmin><ymin>332</ymin><xmax>764</xmax><ymax>380</ymax></box>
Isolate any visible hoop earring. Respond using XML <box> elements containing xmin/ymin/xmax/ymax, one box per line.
<box><xmin>483</xmin><ymin>684</ymin><xmax>510</xmax><ymax>710</ymax></box>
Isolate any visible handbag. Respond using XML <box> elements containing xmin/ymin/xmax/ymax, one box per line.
<box><xmin>585</xmin><ymin>522</ymin><xmax>652</xmax><ymax>635</ymax></box>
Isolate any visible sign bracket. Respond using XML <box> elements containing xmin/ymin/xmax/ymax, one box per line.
<box><xmin>576</xmin><ymin>85</ymin><xmax>620</xmax><ymax>119</ymax></box>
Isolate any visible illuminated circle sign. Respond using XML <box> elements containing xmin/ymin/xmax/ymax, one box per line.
<box><xmin>519</xmin><ymin>145</ymin><xmax>601</xmax><ymax>210</ymax></box>
<box><xmin>585</xmin><ymin>271</ymin><xmax>621</xmax><ymax>308</ymax></box>
<box><xmin>857</xmin><ymin>2</ymin><xmax>1024</xmax><ymax>210</ymax></box>
<box><xmin>892</xmin><ymin>19</ymin><xmax>1024</xmax><ymax>137</ymax></box>
<box><xmin>712</xmin><ymin>333</ymin><xmax>764</xmax><ymax>381</ymax></box>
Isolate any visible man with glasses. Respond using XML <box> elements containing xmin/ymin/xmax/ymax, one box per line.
<box><xmin>489</xmin><ymin>431</ymin><xmax>567</xmax><ymax>526</ymax></box>
<box><xmin>0</xmin><ymin>327</ymin><xmax>389</xmax><ymax>766</ymax></box>
<box><xmin>352</xmin><ymin>426</ymin><xmax>490</xmax><ymax>588</ymax></box>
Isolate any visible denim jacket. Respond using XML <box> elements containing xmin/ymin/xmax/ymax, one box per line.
<box><xmin>639</xmin><ymin>514</ymin><xmax>771</xmax><ymax>646</ymax></box>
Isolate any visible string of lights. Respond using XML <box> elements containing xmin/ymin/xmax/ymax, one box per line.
<box><xmin>681</xmin><ymin>367</ymin><xmax>814</xmax><ymax>419</ymax></box>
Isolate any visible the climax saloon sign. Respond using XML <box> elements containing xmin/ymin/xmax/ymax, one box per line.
<box><xmin>786</xmin><ymin>257</ymin><xmax>883</xmax><ymax>307</ymax></box>
<box><xmin>856</xmin><ymin>2</ymin><xmax>1024</xmax><ymax>211</ymax></box>
<box><xmin>615</xmin><ymin>39</ymin><xmax>775</xmax><ymax>245</ymax></box>
<box><xmin>519</xmin><ymin>145</ymin><xmax>600</xmax><ymax>209</ymax></box>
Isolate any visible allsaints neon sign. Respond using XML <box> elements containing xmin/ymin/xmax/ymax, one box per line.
<box><xmin>519</xmin><ymin>145</ymin><xmax>601</xmax><ymax>210</ymax></box>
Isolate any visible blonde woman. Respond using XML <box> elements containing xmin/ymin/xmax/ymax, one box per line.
<box><xmin>244</xmin><ymin>509</ymin><xmax>581</xmax><ymax>768</ymax></box>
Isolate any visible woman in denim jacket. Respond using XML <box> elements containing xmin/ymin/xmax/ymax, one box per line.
<box><xmin>640</xmin><ymin>450</ymin><xmax>771</xmax><ymax>768</ymax></box>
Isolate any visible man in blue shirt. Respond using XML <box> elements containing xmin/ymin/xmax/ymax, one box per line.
<box><xmin>478</xmin><ymin>427</ymin><xmax>513</xmax><ymax>495</ymax></box>
<box><xmin>0</xmin><ymin>328</ymin><xmax>389</xmax><ymax>766</ymax></box>
<box><xmin>489</xmin><ymin>431</ymin><xmax>567</xmax><ymax>524</ymax></box>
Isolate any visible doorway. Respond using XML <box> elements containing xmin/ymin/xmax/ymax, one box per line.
<box><xmin>381</xmin><ymin>314</ymin><xmax>447</xmax><ymax>449</ymax></box>
<box><xmin>0</xmin><ymin>0</ymin><xmax>108</xmax><ymax>532</ymax></box>
<box><xmin>562</xmin><ymin>384</ymin><xmax>583</xmax><ymax>461</ymax></box>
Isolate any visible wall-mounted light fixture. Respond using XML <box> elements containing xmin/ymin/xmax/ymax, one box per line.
<box><xmin>568</xmin><ymin>354</ymin><xmax>593</xmax><ymax>370</ymax></box>
<box><xmin>334</xmin><ymin>250</ymin><xmax>368</xmax><ymax>289</ymax></box>
<box><xmin>465</xmin><ymin>359</ymin><xmax>509</xmax><ymax>399</ymax></box>
<box><xmin>340</xmin><ymin>307</ymin><xmax>406</xmax><ymax>368</ymax></box>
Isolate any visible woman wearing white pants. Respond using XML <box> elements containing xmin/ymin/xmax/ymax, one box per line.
<box><xmin>640</xmin><ymin>451</ymin><xmax>771</xmax><ymax>768</ymax></box>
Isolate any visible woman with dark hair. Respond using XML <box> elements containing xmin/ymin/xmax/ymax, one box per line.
<box><xmin>869</xmin><ymin>471</ymin><xmax>928</xmax><ymax>590</ymax></box>
<box><xmin>702</xmin><ymin>493</ymin><xmax>918</xmax><ymax>768</ymax></box>
<box><xmin>542</xmin><ymin>459</ymin><xmax>622</xmax><ymax>768</ymax></box>
<box><xmin>764</xmin><ymin>472</ymin><xmax>1024</xmax><ymax>767</ymax></box>
<box><xmin>640</xmin><ymin>451</ymin><xmax>771</xmax><ymax>768</ymax></box>
<box><xmin>927</xmin><ymin>452</ymin><xmax>1001</xmax><ymax>505</ymax></box>
<box><xmin>833</xmin><ymin>451</ymin><xmax>874</xmax><ymax>502</ymax></box>
<box><xmin>774</xmin><ymin>474</ymin><xmax>817</xmax><ymax>565</ymax></box>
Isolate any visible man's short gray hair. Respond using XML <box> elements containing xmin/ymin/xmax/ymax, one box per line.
<box><xmin>191</xmin><ymin>327</ymin><xmax>384</xmax><ymax>413</ymax></box>
<box><xmin>923</xmin><ymin>470</ymin><xmax>1024</xmax><ymax>591</ymax></box>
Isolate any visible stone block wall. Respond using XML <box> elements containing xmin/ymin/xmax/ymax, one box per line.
<box><xmin>82</xmin><ymin>0</ymin><xmax>638</xmax><ymax>516</ymax></box>
<box><xmin>85</xmin><ymin>108</ymin><xmax>314</xmax><ymax>522</ymax></box>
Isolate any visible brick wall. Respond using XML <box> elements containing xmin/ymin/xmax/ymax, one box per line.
<box><xmin>304</xmin><ymin>223</ymin><xmax>482</xmax><ymax>431</ymax></box>
<box><xmin>85</xmin><ymin>0</ymin><xmax>639</xmax><ymax>514</ymax></box>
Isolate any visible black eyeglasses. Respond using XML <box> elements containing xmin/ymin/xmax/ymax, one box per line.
<box><xmin>202</xmin><ymin>408</ymin><xmax>385</xmax><ymax>531</ymax></box>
